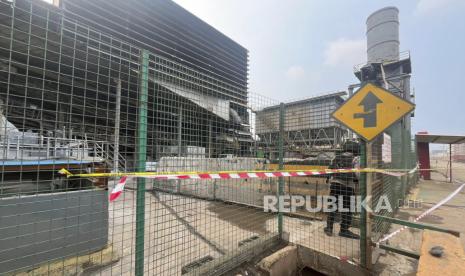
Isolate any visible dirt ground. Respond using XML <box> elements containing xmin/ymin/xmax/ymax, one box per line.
<box><xmin>432</xmin><ymin>158</ymin><xmax>465</xmax><ymax>182</ymax></box>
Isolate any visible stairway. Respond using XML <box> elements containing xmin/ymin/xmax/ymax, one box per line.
<box><xmin>94</xmin><ymin>143</ymin><xmax>127</xmax><ymax>172</ymax></box>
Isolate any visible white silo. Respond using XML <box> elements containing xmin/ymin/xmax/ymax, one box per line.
<box><xmin>366</xmin><ymin>7</ymin><xmax>400</xmax><ymax>63</ymax></box>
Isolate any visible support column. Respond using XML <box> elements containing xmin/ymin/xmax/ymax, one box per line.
<box><xmin>347</xmin><ymin>85</ymin><xmax>355</xmax><ymax>139</ymax></box>
<box><xmin>278</xmin><ymin>103</ymin><xmax>285</xmax><ymax>238</ymax></box>
<box><xmin>135</xmin><ymin>50</ymin><xmax>149</xmax><ymax>276</ymax></box>
<box><xmin>417</xmin><ymin>142</ymin><xmax>430</xmax><ymax>180</ymax></box>
<box><xmin>208</xmin><ymin>120</ymin><xmax>212</xmax><ymax>158</ymax></box>
<box><xmin>177</xmin><ymin>105</ymin><xmax>182</xmax><ymax>157</ymax></box>
<box><xmin>449</xmin><ymin>144</ymin><xmax>452</xmax><ymax>183</ymax></box>
<box><xmin>113</xmin><ymin>79</ymin><xmax>121</xmax><ymax>173</ymax></box>
<box><xmin>365</xmin><ymin>142</ymin><xmax>373</xmax><ymax>269</ymax></box>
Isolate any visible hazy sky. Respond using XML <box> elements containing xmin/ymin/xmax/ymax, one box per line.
<box><xmin>173</xmin><ymin>0</ymin><xmax>465</xmax><ymax>135</ymax></box>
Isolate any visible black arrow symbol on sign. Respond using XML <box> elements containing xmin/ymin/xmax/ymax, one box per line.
<box><xmin>353</xmin><ymin>91</ymin><xmax>383</xmax><ymax>128</ymax></box>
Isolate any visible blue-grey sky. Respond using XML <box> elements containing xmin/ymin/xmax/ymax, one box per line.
<box><xmin>174</xmin><ymin>0</ymin><xmax>465</xmax><ymax>135</ymax></box>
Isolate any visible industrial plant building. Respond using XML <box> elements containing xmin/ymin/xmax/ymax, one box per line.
<box><xmin>0</xmin><ymin>0</ymin><xmax>252</xmax><ymax>172</ymax></box>
<box><xmin>0</xmin><ymin>0</ymin><xmax>254</xmax><ymax>273</ymax></box>
<box><xmin>255</xmin><ymin>92</ymin><xmax>348</xmax><ymax>157</ymax></box>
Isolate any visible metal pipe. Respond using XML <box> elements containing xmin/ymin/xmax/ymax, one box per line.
<box><xmin>372</xmin><ymin>214</ymin><xmax>460</xmax><ymax>237</ymax></box>
<box><xmin>178</xmin><ymin>105</ymin><xmax>182</xmax><ymax>157</ymax></box>
<box><xmin>208</xmin><ymin>120</ymin><xmax>212</xmax><ymax>158</ymax></box>
<box><xmin>360</xmin><ymin>142</ymin><xmax>369</xmax><ymax>267</ymax></box>
<box><xmin>377</xmin><ymin>244</ymin><xmax>420</xmax><ymax>259</ymax></box>
<box><xmin>16</xmin><ymin>136</ymin><xmax>19</xmax><ymax>159</ymax></box>
<box><xmin>450</xmin><ymin>144</ymin><xmax>452</xmax><ymax>183</ymax></box>
<box><xmin>6</xmin><ymin>140</ymin><xmax>10</xmax><ymax>159</ymax></box>
<box><xmin>365</xmin><ymin>141</ymin><xmax>373</xmax><ymax>269</ymax></box>
<box><xmin>135</xmin><ymin>50</ymin><xmax>149</xmax><ymax>276</ymax></box>
<box><xmin>278</xmin><ymin>103</ymin><xmax>285</xmax><ymax>238</ymax></box>
<box><xmin>114</xmin><ymin>79</ymin><xmax>121</xmax><ymax>173</ymax></box>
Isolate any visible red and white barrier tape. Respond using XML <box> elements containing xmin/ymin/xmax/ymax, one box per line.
<box><xmin>107</xmin><ymin>167</ymin><xmax>418</xmax><ymax>202</ymax></box>
<box><xmin>375</xmin><ymin>182</ymin><xmax>465</xmax><ymax>246</ymax></box>
<box><xmin>109</xmin><ymin>169</ymin><xmax>354</xmax><ymax>201</ymax></box>
<box><xmin>109</xmin><ymin>176</ymin><xmax>128</xmax><ymax>202</ymax></box>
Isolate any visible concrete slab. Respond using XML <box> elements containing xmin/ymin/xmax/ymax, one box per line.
<box><xmin>258</xmin><ymin>245</ymin><xmax>299</xmax><ymax>276</ymax></box>
<box><xmin>297</xmin><ymin>245</ymin><xmax>368</xmax><ymax>276</ymax></box>
<box><xmin>285</xmin><ymin>217</ymin><xmax>361</xmax><ymax>263</ymax></box>
<box><xmin>417</xmin><ymin>230</ymin><xmax>465</xmax><ymax>276</ymax></box>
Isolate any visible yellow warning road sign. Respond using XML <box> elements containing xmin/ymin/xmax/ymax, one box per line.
<box><xmin>332</xmin><ymin>83</ymin><xmax>415</xmax><ymax>141</ymax></box>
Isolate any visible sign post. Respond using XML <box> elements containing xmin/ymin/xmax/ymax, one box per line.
<box><xmin>365</xmin><ymin>141</ymin><xmax>373</xmax><ymax>269</ymax></box>
<box><xmin>135</xmin><ymin>50</ymin><xmax>149</xmax><ymax>276</ymax></box>
<box><xmin>331</xmin><ymin>82</ymin><xmax>415</xmax><ymax>269</ymax></box>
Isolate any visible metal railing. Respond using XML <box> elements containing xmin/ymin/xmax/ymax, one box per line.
<box><xmin>353</xmin><ymin>50</ymin><xmax>411</xmax><ymax>73</ymax></box>
<box><xmin>1</xmin><ymin>135</ymin><xmax>106</xmax><ymax>162</ymax></box>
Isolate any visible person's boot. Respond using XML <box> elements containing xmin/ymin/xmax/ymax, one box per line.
<box><xmin>339</xmin><ymin>229</ymin><xmax>360</xmax><ymax>239</ymax></box>
<box><xmin>324</xmin><ymin>226</ymin><xmax>333</xmax><ymax>236</ymax></box>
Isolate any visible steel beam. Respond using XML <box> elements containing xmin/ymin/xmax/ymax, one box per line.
<box><xmin>377</xmin><ymin>244</ymin><xmax>420</xmax><ymax>259</ymax></box>
<box><xmin>373</xmin><ymin>214</ymin><xmax>460</xmax><ymax>237</ymax></box>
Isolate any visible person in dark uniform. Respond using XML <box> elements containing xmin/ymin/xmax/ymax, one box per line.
<box><xmin>323</xmin><ymin>151</ymin><xmax>360</xmax><ymax>239</ymax></box>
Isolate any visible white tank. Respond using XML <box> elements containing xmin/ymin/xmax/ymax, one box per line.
<box><xmin>366</xmin><ymin>7</ymin><xmax>399</xmax><ymax>63</ymax></box>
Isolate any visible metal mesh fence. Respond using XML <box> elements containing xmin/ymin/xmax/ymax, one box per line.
<box><xmin>436</xmin><ymin>143</ymin><xmax>465</xmax><ymax>182</ymax></box>
<box><xmin>0</xmin><ymin>0</ymin><xmax>425</xmax><ymax>275</ymax></box>
<box><xmin>0</xmin><ymin>1</ymin><xmax>281</xmax><ymax>274</ymax></box>
<box><xmin>371</xmin><ymin>124</ymin><xmax>418</xmax><ymax>242</ymax></box>
<box><xmin>261</xmin><ymin>98</ymin><xmax>364</xmax><ymax>263</ymax></box>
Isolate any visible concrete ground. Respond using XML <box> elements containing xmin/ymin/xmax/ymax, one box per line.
<box><xmin>87</xmin><ymin>177</ymin><xmax>362</xmax><ymax>276</ymax></box>
<box><xmin>286</xmin><ymin>218</ymin><xmax>361</xmax><ymax>263</ymax></box>
<box><xmin>20</xmin><ymin>159</ymin><xmax>464</xmax><ymax>275</ymax></box>
<box><xmin>12</xmin><ymin>174</ymin><xmax>357</xmax><ymax>276</ymax></box>
<box><xmin>94</xmin><ymin>179</ymin><xmax>277</xmax><ymax>276</ymax></box>
<box><xmin>8</xmin><ymin>156</ymin><xmax>464</xmax><ymax>275</ymax></box>
<box><xmin>374</xmin><ymin>160</ymin><xmax>465</xmax><ymax>275</ymax></box>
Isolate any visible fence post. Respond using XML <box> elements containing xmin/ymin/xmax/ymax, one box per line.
<box><xmin>360</xmin><ymin>141</ymin><xmax>373</xmax><ymax>269</ymax></box>
<box><xmin>135</xmin><ymin>49</ymin><xmax>149</xmax><ymax>276</ymax></box>
<box><xmin>113</xmin><ymin>78</ymin><xmax>121</xmax><ymax>173</ymax></box>
<box><xmin>278</xmin><ymin>103</ymin><xmax>285</xmax><ymax>238</ymax></box>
